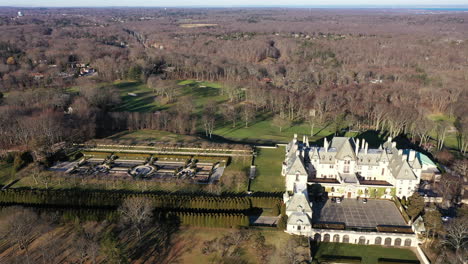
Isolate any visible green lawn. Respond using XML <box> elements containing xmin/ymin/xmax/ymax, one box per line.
<box><xmin>251</xmin><ymin>147</ymin><xmax>285</xmax><ymax>192</ymax></box>
<box><xmin>214</xmin><ymin>116</ymin><xmax>334</xmax><ymax>144</ymax></box>
<box><xmin>427</xmin><ymin>113</ymin><xmax>459</xmax><ymax>150</ymax></box>
<box><xmin>313</xmin><ymin>242</ymin><xmax>419</xmax><ymax>264</ymax></box>
<box><xmin>112</xmin><ymin>81</ymin><xmax>162</xmax><ymax>112</ymax></box>
<box><xmin>111</xmin><ymin>80</ymin><xmax>228</xmax><ymax>113</ymax></box>
<box><xmin>0</xmin><ymin>163</ymin><xmax>14</xmax><ymax>186</ymax></box>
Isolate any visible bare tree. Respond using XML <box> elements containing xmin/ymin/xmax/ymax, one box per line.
<box><xmin>119</xmin><ymin>197</ymin><xmax>154</xmax><ymax>240</ymax></box>
<box><xmin>272</xmin><ymin>114</ymin><xmax>291</xmax><ymax>132</ymax></box>
<box><xmin>242</xmin><ymin>104</ymin><xmax>255</xmax><ymax>128</ymax></box>
<box><xmin>0</xmin><ymin>207</ymin><xmax>42</xmax><ymax>264</ymax></box>
<box><xmin>442</xmin><ymin>218</ymin><xmax>468</xmax><ymax>264</ymax></box>
<box><xmin>202</xmin><ymin>103</ymin><xmax>217</xmax><ymax>138</ymax></box>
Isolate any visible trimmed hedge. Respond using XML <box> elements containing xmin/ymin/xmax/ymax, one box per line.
<box><xmin>392</xmin><ymin>196</ymin><xmax>410</xmax><ymax>223</ymax></box>
<box><xmin>319</xmin><ymin>255</ymin><xmax>362</xmax><ymax>263</ymax></box>
<box><xmin>173</xmin><ymin>212</ymin><xmax>249</xmax><ymax>228</ymax></box>
<box><xmin>378</xmin><ymin>258</ymin><xmax>419</xmax><ymax>264</ymax></box>
<box><xmin>0</xmin><ymin>189</ymin><xmax>281</xmax><ymax>211</ymax></box>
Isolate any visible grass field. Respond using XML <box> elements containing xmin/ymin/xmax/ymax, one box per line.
<box><xmin>250</xmin><ymin>147</ymin><xmax>285</xmax><ymax>192</ymax></box>
<box><xmin>313</xmin><ymin>242</ymin><xmax>419</xmax><ymax>264</ymax></box>
<box><xmin>214</xmin><ymin>116</ymin><xmax>334</xmax><ymax>144</ymax></box>
<box><xmin>0</xmin><ymin>163</ymin><xmax>14</xmax><ymax>186</ymax></box>
<box><xmin>111</xmin><ymin>80</ymin><xmax>228</xmax><ymax>113</ymax></box>
<box><xmin>427</xmin><ymin>113</ymin><xmax>459</xmax><ymax>150</ymax></box>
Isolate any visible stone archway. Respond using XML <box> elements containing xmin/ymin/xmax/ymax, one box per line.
<box><xmin>384</xmin><ymin>237</ymin><xmax>392</xmax><ymax>246</ymax></box>
<box><xmin>323</xmin><ymin>234</ymin><xmax>330</xmax><ymax>242</ymax></box>
<box><xmin>375</xmin><ymin>237</ymin><xmax>382</xmax><ymax>245</ymax></box>
<box><xmin>358</xmin><ymin>236</ymin><xmax>366</xmax><ymax>245</ymax></box>
<box><xmin>333</xmin><ymin>234</ymin><xmax>340</xmax><ymax>242</ymax></box>
<box><xmin>314</xmin><ymin>233</ymin><xmax>321</xmax><ymax>242</ymax></box>
<box><xmin>394</xmin><ymin>238</ymin><xmax>402</xmax><ymax>246</ymax></box>
<box><xmin>404</xmin><ymin>239</ymin><xmax>412</xmax><ymax>247</ymax></box>
<box><xmin>343</xmin><ymin>235</ymin><xmax>350</xmax><ymax>243</ymax></box>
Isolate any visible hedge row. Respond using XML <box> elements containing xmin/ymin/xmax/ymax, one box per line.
<box><xmin>0</xmin><ymin>189</ymin><xmax>281</xmax><ymax>211</ymax></box>
<box><xmin>172</xmin><ymin>212</ymin><xmax>249</xmax><ymax>228</ymax></box>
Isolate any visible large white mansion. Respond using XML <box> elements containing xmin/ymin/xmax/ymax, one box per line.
<box><xmin>282</xmin><ymin>134</ymin><xmax>431</xmax><ymax>199</ymax></box>
<box><xmin>282</xmin><ymin>134</ymin><xmax>438</xmax><ymax>252</ymax></box>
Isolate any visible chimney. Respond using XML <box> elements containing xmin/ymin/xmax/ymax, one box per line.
<box><xmin>296</xmin><ymin>150</ymin><xmax>300</xmax><ymax>157</ymax></box>
<box><xmin>402</xmin><ymin>154</ymin><xmax>407</xmax><ymax>161</ymax></box>
<box><xmin>305</xmin><ymin>136</ymin><xmax>309</xmax><ymax>147</ymax></box>
<box><xmin>392</xmin><ymin>142</ymin><xmax>397</xmax><ymax>148</ymax></box>
<box><xmin>324</xmin><ymin>138</ymin><xmax>329</xmax><ymax>152</ymax></box>
<box><xmin>409</xmin><ymin>150</ymin><xmax>416</xmax><ymax>161</ymax></box>
<box><xmin>303</xmin><ymin>135</ymin><xmax>306</xmax><ymax>144</ymax></box>
<box><xmin>364</xmin><ymin>142</ymin><xmax>368</xmax><ymax>154</ymax></box>
<box><xmin>388</xmin><ymin>136</ymin><xmax>392</xmax><ymax>143</ymax></box>
<box><xmin>293</xmin><ymin>133</ymin><xmax>297</xmax><ymax>143</ymax></box>
<box><xmin>355</xmin><ymin>138</ymin><xmax>360</xmax><ymax>155</ymax></box>
<box><xmin>398</xmin><ymin>149</ymin><xmax>403</xmax><ymax>156</ymax></box>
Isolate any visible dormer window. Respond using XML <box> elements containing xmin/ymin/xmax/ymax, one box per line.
<box><xmin>297</xmin><ymin>205</ymin><xmax>303</xmax><ymax>212</ymax></box>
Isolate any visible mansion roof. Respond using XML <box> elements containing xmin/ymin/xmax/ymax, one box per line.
<box><xmin>288</xmin><ymin>136</ymin><xmax>423</xmax><ymax>182</ymax></box>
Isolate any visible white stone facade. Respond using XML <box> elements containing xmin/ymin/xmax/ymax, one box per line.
<box><xmin>282</xmin><ymin>135</ymin><xmax>425</xmax><ymax>199</ymax></box>
<box><xmin>281</xmin><ymin>134</ymin><xmax>428</xmax><ymax>248</ymax></box>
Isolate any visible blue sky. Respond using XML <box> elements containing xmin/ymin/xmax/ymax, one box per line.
<box><xmin>2</xmin><ymin>0</ymin><xmax>468</xmax><ymax>7</ymax></box>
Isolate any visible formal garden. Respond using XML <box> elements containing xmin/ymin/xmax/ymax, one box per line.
<box><xmin>312</xmin><ymin>242</ymin><xmax>420</xmax><ymax>264</ymax></box>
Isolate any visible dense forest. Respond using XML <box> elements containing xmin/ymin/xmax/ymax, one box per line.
<box><xmin>0</xmin><ymin>7</ymin><xmax>467</xmax><ymax>157</ymax></box>
<box><xmin>0</xmin><ymin>7</ymin><xmax>467</xmax><ymax>264</ymax></box>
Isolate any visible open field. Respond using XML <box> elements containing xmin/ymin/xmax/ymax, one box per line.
<box><xmin>250</xmin><ymin>147</ymin><xmax>285</xmax><ymax>192</ymax></box>
<box><xmin>214</xmin><ymin>116</ymin><xmax>334</xmax><ymax>144</ymax></box>
<box><xmin>313</xmin><ymin>242</ymin><xmax>419</xmax><ymax>264</ymax></box>
<box><xmin>112</xmin><ymin>80</ymin><xmax>228</xmax><ymax>113</ymax></box>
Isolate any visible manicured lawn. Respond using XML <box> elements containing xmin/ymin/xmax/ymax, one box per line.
<box><xmin>251</xmin><ymin>147</ymin><xmax>285</xmax><ymax>192</ymax></box>
<box><xmin>313</xmin><ymin>242</ymin><xmax>419</xmax><ymax>264</ymax></box>
<box><xmin>427</xmin><ymin>113</ymin><xmax>459</xmax><ymax>150</ymax></box>
<box><xmin>112</xmin><ymin>81</ymin><xmax>162</xmax><ymax>112</ymax></box>
<box><xmin>214</xmin><ymin>116</ymin><xmax>334</xmax><ymax>144</ymax></box>
<box><xmin>111</xmin><ymin>80</ymin><xmax>228</xmax><ymax>113</ymax></box>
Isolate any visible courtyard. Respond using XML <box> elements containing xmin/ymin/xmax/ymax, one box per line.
<box><xmin>312</xmin><ymin>198</ymin><xmax>407</xmax><ymax>228</ymax></box>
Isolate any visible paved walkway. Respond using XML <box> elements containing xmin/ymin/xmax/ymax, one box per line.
<box><xmin>250</xmin><ymin>216</ymin><xmax>279</xmax><ymax>226</ymax></box>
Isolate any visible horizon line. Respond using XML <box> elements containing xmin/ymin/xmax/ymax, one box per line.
<box><xmin>2</xmin><ymin>5</ymin><xmax>468</xmax><ymax>9</ymax></box>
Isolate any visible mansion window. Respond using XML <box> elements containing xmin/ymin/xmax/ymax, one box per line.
<box><xmin>297</xmin><ymin>225</ymin><xmax>301</xmax><ymax>231</ymax></box>
<box><xmin>381</xmin><ymin>168</ymin><xmax>385</xmax><ymax>175</ymax></box>
<box><xmin>344</xmin><ymin>160</ymin><xmax>351</xmax><ymax>164</ymax></box>
<box><xmin>374</xmin><ymin>177</ymin><xmax>376</xmax><ymax>180</ymax></box>
<box><xmin>296</xmin><ymin>174</ymin><xmax>299</xmax><ymax>181</ymax></box>
<box><xmin>329</xmin><ymin>165</ymin><xmax>334</xmax><ymax>169</ymax></box>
